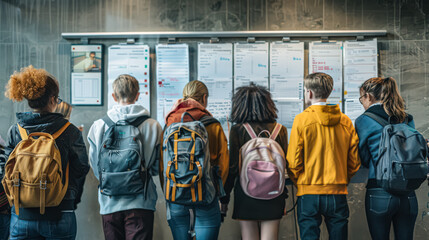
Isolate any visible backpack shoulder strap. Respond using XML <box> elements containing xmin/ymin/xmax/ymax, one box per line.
<box><xmin>243</xmin><ymin>123</ymin><xmax>257</xmax><ymax>139</ymax></box>
<box><xmin>130</xmin><ymin>116</ymin><xmax>150</xmax><ymax>128</ymax></box>
<box><xmin>17</xmin><ymin>124</ymin><xmax>28</xmax><ymax>140</ymax></box>
<box><xmin>52</xmin><ymin>122</ymin><xmax>71</xmax><ymax>139</ymax></box>
<box><xmin>363</xmin><ymin>112</ymin><xmax>388</xmax><ymax>127</ymax></box>
<box><xmin>200</xmin><ymin>115</ymin><xmax>220</xmax><ymax>127</ymax></box>
<box><xmin>102</xmin><ymin>115</ymin><xmax>115</xmax><ymax>128</ymax></box>
<box><xmin>269</xmin><ymin>123</ymin><xmax>283</xmax><ymax>141</ymax></box>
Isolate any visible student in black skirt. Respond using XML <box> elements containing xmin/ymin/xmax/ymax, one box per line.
<box><xmin>222</xmin><ymin>83</ymin><xmax>288</xmax><ymax>240</ymax></box>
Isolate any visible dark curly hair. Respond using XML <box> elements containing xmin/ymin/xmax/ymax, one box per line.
<box><xmin>229</xmin><ymin>83</ymin><xmax>278</xmax><ymax>123</ymax></box>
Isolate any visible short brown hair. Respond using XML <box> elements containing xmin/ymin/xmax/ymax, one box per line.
<box><xmin>304</xmin><ymin>73</ymin><xmax>333</xmax><ymax>99</ymax></box>
<box><xmin>112</xmin><ymin>74</ymin><xmax>139</xmax><ymax>103</ymax></box>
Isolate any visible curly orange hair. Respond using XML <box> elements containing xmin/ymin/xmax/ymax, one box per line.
<box><xmin>5</xmin><ymin>65</ymin><xmax>49</xmax><ymax>101</ymax></box>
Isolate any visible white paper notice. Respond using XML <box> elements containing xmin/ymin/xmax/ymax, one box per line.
<box><xmin>344</xmin><ymin>39</ymin><xmax>378</xmax><ymax>99</ymax></box>
<box><xmin>270</xmin><ymin>42</ymin><xmax>304</xmax><ymax>99</ymax></box>
<box><xmin>198</xmin><ymin>43</ymin><xmax>233</xmax><ymax>138</ymax></box>
<box><xmin>71</xmin><ymin>45</ymin><xmax>103</xmax><ymax>105</ymax></box>
<box><xmin>108</xmin><ymin>45</ymin><xmax>150</xmax><ymax>111</ymax></box>
<box><xmin>345</xmin><ymin>99</ymin><xmax>365</xmax><ymax>123</ymax></box>
<box><xmin>156</xmin><ymin>44</ymin><xmax>190</xmax><ymax>126</ymax></box>
<box><xmin>275</xmin><ymin>99</ymin><xmax>304</xmax><ymax>128</ymax></box>
<box><xmin>234</xmin><ymin>42</ymin><xmax>269</xmax><ymax>88</ymax></box>
<box><xmin>309</xmin><ymin>42</ymin><xmax>343</xmax><ymax>100</ymax></box>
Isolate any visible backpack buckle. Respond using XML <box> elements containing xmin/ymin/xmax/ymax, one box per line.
<box><xmin>40</xmin><ymin>180</ymin><xmax>47</xmax><ymax>190</ymax></box>
<box><xmin>12</xmin><ymin>179</ymin><xmax>20</xmax><ymax>187</ymax></box>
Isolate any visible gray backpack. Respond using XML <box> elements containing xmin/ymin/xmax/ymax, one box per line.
<box><xmin>162</xmin><ymin>112</ymin><xmax>217</xmax><ymax>205</ymax></box>
<box><xmin>98</xmin><ymin>116</ymin><xmax>149</xmax><ymax>196</ymax></box>
<box><xmin>365</xmin><ymin>112</ymin><xmax>428</xmax><ymax>194</ymax></box>
<box><xmin>240</xmin><ymin>123</ymin><xmax>286</xmax><ymax>200</ymax></box>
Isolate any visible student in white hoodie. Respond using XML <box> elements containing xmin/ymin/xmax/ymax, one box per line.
<box><xmin>88</xmin><ymin>74</ymin><xmax>162</xmax><ymax>240</ymax></box>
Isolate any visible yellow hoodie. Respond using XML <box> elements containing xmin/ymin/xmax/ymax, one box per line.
<box><xmin>286</xmin><ymin>104</ymin><xmax>360</xmax><ymax>196</ymax></box>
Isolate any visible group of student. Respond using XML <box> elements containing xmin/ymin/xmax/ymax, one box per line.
<box><xmin>0</xmin><ymin>65</ymin><xmax>427</xmax><ymax>240</ymax></box>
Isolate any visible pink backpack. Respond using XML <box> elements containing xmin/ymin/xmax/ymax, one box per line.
<box><xmin>239</xmin><ymin>123</ymin><xmax>286</xmax><ymax>200</ymax></box>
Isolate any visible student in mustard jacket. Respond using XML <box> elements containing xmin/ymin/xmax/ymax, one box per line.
<box><xmin>287</xmin><ymin>73</ymin><xmax>360</xmax><ymax>240</ymax></box>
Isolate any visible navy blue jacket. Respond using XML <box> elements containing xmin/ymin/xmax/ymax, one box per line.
<box><xmin>0</xmin><ymin>112</ymin><xmax>90</xmax><ymax>220</ymax></box>
<box><xmin>355</xmin><ymin>105</ymin><xmax>414</xmax><ymax>186</ymax></box>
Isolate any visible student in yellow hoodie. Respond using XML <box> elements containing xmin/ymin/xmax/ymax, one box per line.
<box><xmin>287</xmin><ymin>72</ymin><xmax>360</xmax><ymax>240</ymax></box>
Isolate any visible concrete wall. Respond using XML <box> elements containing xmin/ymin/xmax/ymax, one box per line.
<box><xmin>1</xmin><ymin>0</ymin><xmax>429</xmax><ymax>239</ymax></box>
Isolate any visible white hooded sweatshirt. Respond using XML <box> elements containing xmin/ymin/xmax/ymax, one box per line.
<box><xmin>88</xmin><ymin>104</ymin><xmax>162</xmax><ymax>214</ymax></box>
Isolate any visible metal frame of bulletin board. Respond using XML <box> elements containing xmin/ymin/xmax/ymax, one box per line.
<box><xmin>62</xmin><ymin>30</ymin><xmax>387</xmax><ymax>132</ymax></box>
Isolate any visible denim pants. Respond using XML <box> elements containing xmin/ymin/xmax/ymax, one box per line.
<box><xmin>365</xmin><ymin>188</ymin><xmax>418</xmax><ymax>240</ymax></box>
<box><xmin>9</xmin><ymin>211</ymin><xmax>77</xmax><ymax>240</ymax></box>
<box><xmin>297</xmin><ymin>195</ymin><xmax>349</xmax><ymax>240</ymax></box>
<box><xmin>0</xmin><ymin>213</ymin><xmax>10</xmax><ymax>240</ymax></box>
<box><xmin>167</xmin><ymin>198</ymin><xmax>221</xmax><ymax>240</ymax></box>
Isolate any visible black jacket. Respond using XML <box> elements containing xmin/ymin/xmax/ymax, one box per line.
<box><xmin>0</xmin><ymin>112</ymin><xmax>90</xmax><ymax>220</ymax></box>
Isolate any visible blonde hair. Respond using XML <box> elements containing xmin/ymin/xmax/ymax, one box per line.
<box><xmin>304</xmin><ymin>73</ymin><xmax>333</xmax><ymax>99</ymax></box>
<box><xmin>182</xmin><ymin>80</ymin><xmax>208</xmax><ymax>104</ymax></box>
<box><xmin>5</xmin><ymin>65</ymin><xmax>59</xmax><ymax>109</ymax></box>
<box><xmin>112</xmin><ymin>74</ymin><xmax>139</xmax><ymax>103</ymax></box>
<box><xmin>55</xmin><ymin>101</ymin><xmax>72</xmax><ymax>120</ymax></box>
<box><xmin>360</xmin><ymin>77</ymin><xmax>406</xmax><ymax>123</ymax></box>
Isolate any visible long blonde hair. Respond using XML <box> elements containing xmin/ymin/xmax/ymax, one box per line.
<box><xmin>182</xmin><ymin>80</ymin><xmax>208</xmax><ymax>104</ymax></box>
<box><xmin>360</xmin><ymin>77</ymin><xmax>406</xmax><ymax>122</ymax></box>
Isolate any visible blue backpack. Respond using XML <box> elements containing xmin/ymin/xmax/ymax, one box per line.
<box><xmin>365</xmin><ymin>112</ymin><xmax>428</xmax><ymax>194</ymax></box>
<box><xmin>162</xmin><ymin>112</ymin><xmax>222</xmax><ymax>206</ymax></box>
<box><xmin>98</xmin><ymin>116</ymin><xmax>149</xmax><ymax>196</ymax></box>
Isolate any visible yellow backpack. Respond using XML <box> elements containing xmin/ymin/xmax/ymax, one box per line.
<box><xmin>1</xmin><ymin>122</ymin><xmax>70</xmax><ymax>215</ymax></box>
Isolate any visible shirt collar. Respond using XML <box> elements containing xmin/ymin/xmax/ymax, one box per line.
<box><xmin>368</xmin><ymin>102</ymin><xmax>382</xmax><ymax>109</ymax></box>
<box><xmin>313</xmin><ymin>102</ymin><xmax>327</xmax><ymax>106</ymax></box>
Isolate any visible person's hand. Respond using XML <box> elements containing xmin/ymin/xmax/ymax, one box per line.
<box><xmin>219</xmin><ymin>202</ymin><xmax>228</xmax><ymax>222</ymax></box>
<box><xmin>92</xmin><ymin>64</ymin><xmax>96</xmax><ymax>68</ymax></box>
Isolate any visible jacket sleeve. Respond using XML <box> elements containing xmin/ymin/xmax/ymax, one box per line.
<box><xmin>221</xmin><ymin>125</ymin><xmax>239</xmax><ymax>204</ymax></box>
<box><xmin>0</xmin><ymin>125</ymin><xmax>18</xmax><ymax>211</ymax></box>
<box><xmin>68</xmin><ymin>128</ymin><xmax>90</xmax><ymax>208</ymax></box>
<box><xmin>347</xmin><ymin>124</ymin><xmax>361</xmax><ymax>181</ymax></box>
<box><xmin>286</xmin><ymin>118</ymin><xmax>304</xmax><ymax>185</ymax></box>
<box><xmin>355</xmin><ymin>115</ymin><xmax>381</xmax><ymax>169</ymax></box>
<box><xmin>87</xmin><ymin>120</ymin><xmax>104</xmax><ymax>180</ymax></box>
<box><xmin>206</xmin><ymin>123</ymin><xmax>229</xmax><ymax>185</ymax></box>
<box><xmin>140</xmin><ymin>119</ymin><xmax>162</xmax><ymax>177</ymax></box>
<box><xmin>159</xmin><ymin>132</ymin><xmax>165</xmax><ymax>190</ymax></box>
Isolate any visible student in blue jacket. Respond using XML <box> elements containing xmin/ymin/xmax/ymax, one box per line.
<box><xmin>355</xmin><ymin>77</ymin><xmax>417</xmax><ymax>240</ymax></box>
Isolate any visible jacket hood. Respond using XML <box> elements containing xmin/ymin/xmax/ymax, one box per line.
<box><xmin>16</xmin><ymin>112</ymin><xmax>67</xmax><ymax>132</ymax></box>
<box><xmin>107</xmin><ymin>104</ymin><xmax>150</xmax><ymax>123</ymax></box>
<box><xmin>309</xmin><ymin>105</ymin><xmax>342</xmax><ymax>126</ymax></box>
<box><xmin>165</xmin><ymin>98</ymin><xmax>212</xmax><ymax>126</ymax></box>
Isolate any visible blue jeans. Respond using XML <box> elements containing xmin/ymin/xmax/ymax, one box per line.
<box><xmin>365</xmin><ymin>188</ymin><xmax>418</xmax><ymax>240</ymax></box>
<box><xmin>0</xmin><ymin>213</ymin><xmax>10</xmax><ymax>240</ymax></box>
<box><xmin>297</xmin><ymin>195</ymin><xmax>349</xmax><ymax>240</ymax></box>
<box><xmin>167</xmin><ymin>199</ymin><xmax>221</xmax><ymax>240</ymax></box>
<box><xmin>9</xmin><ymin>211</ymin><xmax>76</xmax><ymax>240</ymax></box>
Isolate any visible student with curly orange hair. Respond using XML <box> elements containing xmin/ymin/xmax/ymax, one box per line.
<box><xmin>0</xmin><ymin>66</ymin><xmax>89</xmax><ymax>240</ymax></box>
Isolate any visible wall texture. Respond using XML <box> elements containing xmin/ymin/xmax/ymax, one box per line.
<box><xmin>1</xmin><ymin>0</ymin><xmax>429</xmax><ymax>239</ymax></box>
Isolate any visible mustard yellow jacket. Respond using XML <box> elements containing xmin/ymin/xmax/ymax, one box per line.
<box><xmin>286</xmin><ymin>104</ymin><xmax>360</xmax><ymax>196</ymax></box>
